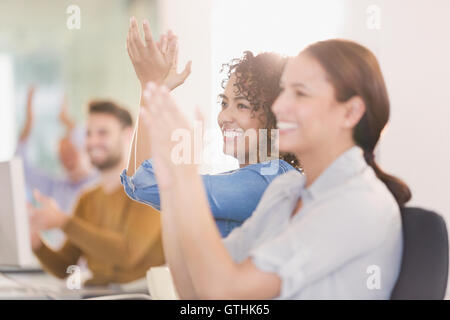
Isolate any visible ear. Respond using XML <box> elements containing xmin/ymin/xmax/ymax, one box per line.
<box><xmin>342</xmin><ymin>96</ymin><xmax>366</xmax><ymax>129</ymax></box>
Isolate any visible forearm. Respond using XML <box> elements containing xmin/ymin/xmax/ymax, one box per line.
<box><xmin>160</xmin><ymin>201</ymin><xmax>198</xmax><ymax>299</ymax></box>
<box><xmin>164</xmin><ymin>166</ymin><xmax>238</xmax><ymax>299</ymax></box>
<box><xmin>33</xmin><ymin>241</ymin><xmax>80</xmax><ymax>279</ymax></box>
<box><xmin>127</xmin><ymin>91</ymin><xmax>152</xmax><ymax>176</ymax></box>
<box><xmin>62</xmin><ymin>216</ymin><xmax>136</xmax><ymax>267</ymax></box>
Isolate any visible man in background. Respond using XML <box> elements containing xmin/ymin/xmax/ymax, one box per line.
<box><xmin>17</xmin><ymin>86</ymin><xmax>97</xmax><ymax>213</ymax></box>
<box><xmin>28</xmin><ymin>101</ymin><xmax>165</xmax><ymax>286</ymax></box>
<box><xmin>17</xmin><ymin>86</ymin><xmax>98</xmax><ymax>248</ymax></box>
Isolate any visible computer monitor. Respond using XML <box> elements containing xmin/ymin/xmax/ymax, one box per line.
<box><xmin>0</xmin><ymin>157</ymin><xmax>35</xmax><ymax>267</ymax></box>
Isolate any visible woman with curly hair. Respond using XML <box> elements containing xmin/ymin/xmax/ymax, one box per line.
<box><xmin>121</xmin><ymin>17</ymin><xmax>299</xmax><ymax>237</ymax></box>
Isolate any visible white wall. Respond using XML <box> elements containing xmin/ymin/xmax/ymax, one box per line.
<box><xmin>0</xmin><ymin>55</ymin><xmax>15</xmax><ymax>162</ymax></box>
<box><xmin>339</xmin><ymin>0</ymin><xmax>450</xmax><ymax>297</ymax></box>
<box><xmin>157</xmin><ymin>0</ymin><xmax>212</xmax><ymax>122</ymax></box>
<box><xmin>157</xmin><ymin>0</ymin><xmax>215</xmax><ymax>172</ymax></box>
<box><xmin>340</xmin><ymin>0</ymin><xmax>450</xmax><ymax>238</ymax></box>
<box><xmin>379</xmin><ymin>0</ymin><xmax>450</xmax><ymax>218</ymax></box>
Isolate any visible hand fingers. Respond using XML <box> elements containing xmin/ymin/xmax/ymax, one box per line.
<box><xmin>166</xmin><ymin>37</ymin><xmax>178</xmax><ymax>69</ymax></box>
<box><xmin>179</xmin><ymin>60</ymin><xmax>192</xmax><ymax>81</ymax></box>
<box><xmin>130</xmin><ymin>16</ymin><xmax>145</xmax><ymax>49</ymax></box>
<box><xmin>33</xmin><ymin>189</ymin><xmax>47</xmax><ymax>205</ymax></box>
<box><xmin>127</xmin><ymin>21</ymin><xmax>138</xmax><ymax>58</ymax></box>
<box><xmin>142</xmin><ymin>19</ymin><xmax>157</xmax><ymax>51</ymax></box>
<box><xmin>27</xmin><ymin>86</ymin><xmax>36</xmax><ymax>99</ymax></box>
<box><xmin>171</xmin><ymin>38</ymin><xmax>179</xmax><ymax>68</ymax></box>
<box><xmin>160</xmin><ymin>33</ymin><xmax>168</xmax><ymax>55</ymax></box>
<box><xmin>126</xmin><ymin>31</ymin><xmax>133</xmax><ymax>58</ymax></box>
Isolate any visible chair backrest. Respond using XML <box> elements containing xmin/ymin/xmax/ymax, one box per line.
<box><xmin>391</xmin><ymin>207</ymin><xmax>449</xmax><ymax>299</ymax></box>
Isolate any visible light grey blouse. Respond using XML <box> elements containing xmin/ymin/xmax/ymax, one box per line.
<box><xmin>223</xmin><ymin>146</ymin><xmax>403</xmax><ymax>299</ymax></box>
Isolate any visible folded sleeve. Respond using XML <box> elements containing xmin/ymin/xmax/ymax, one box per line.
<box><xmin>121</xmin><ymin>159</ymin><xmax>292</xmax><ymax>225</ymax></box>
<box><xmin>202</xmin><ymin>162</ymin><xmax>284</xmax><ymax>221</ymax></box>
<box><xmin>121</xmin><ymin>159</ymin><xmax>161</xmax><ymax>210</ymax></box>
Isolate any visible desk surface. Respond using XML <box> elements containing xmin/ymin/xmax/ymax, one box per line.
<box><xmin>0</xmin><ymin>271</ymin><xmax>149</xmax><ymax>300</ymax></box>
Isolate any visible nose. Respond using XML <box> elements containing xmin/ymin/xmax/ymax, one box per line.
<box><xmin>217</xmin><ymin>105</ymin><xmax>235</xmax><ymax>128</ymax></box>
<box><xmin>271</xmin><ymin>91</ymin><xmax>290</xmax><ymax>118</ymax></box>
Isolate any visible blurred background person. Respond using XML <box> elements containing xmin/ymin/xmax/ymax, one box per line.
<box><xmin>17</xmin><ymin>86</ymin><xmax>97</xmax><ymax>213</ymax></box>
<box><xmin>28</xmin><ymin>101</ymin><xmax>165</xmax><ymax>287</ymax></box>
<box><xmin>16</xmin><ymin>86</ymin><xmax>98</xmax><ymax>248</ymax></box>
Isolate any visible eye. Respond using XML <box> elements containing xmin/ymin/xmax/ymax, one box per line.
<box><xmin>218</xmin><ymin>97</ymin><xmax>228</xmax><ymax>109</ymax></box>
<box><xmin>237</xmin><ymin>103</ymin><xmax>250</xmax><ymax>110</ymax></box>
<box><xmin>295</xmin><ymin>90</ymin><xmax>306</xmax><ymax>98</ymax></box>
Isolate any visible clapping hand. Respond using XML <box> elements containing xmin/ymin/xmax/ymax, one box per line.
<box><xmin>126</xmin><ymin>17</ymin><xmax>191</xmax><ymax>91</ymax></box>
<box><xmin>28</xmin><ymin>190</ymin><xmax>69</xmax><ymax>232</ymax></box>
<box><xmin>139</xmin><ymin>82</ymin><xmax>195</xmax><ymax>189</ymax></box>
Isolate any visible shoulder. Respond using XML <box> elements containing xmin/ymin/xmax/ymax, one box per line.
<box><xmin>254</xmin><ymin>169</ymin><xmax>305</xmax><ymax>208</ymax></box>
<box><xmin>240</xmin><ymin>159</ymin><xmax>297</xmax><ymax>178</ymax></box>
<box><xmin>277</xmin><ymin>159</ymin><xmax>297</xmax><ymax>173</ymax></box>
<box><xmin>70</xmin><ymin>184</ymin><xmax>101</xmax><ymax>218</ymax></box>
<box><xmin>76</xmin><ymin>184</ymin><xmax>102</xmax><ymax>203</ymax></box>
<box><xmin>268</xmin><ymin>168</ymin><xmax>304</xmax><ymax>189</ymax></box>
<box><xmin>320</xmin><ymin>168</ymin><xmax>401</xmax><ymax>237</ymax></box>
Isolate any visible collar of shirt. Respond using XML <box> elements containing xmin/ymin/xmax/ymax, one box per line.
<box><xmin>306</xmin><ymin>146</ymin><xmax>368</xmax><ymax>201</ymax></box>
<box><xmin>280</xmin><ymin>146</ymin><xmax>368</xmax><ymax>203</ymax></box>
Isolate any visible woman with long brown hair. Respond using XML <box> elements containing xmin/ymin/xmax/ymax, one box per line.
<box><xmin>139</xmin><ymin>38</ymin><xmax>411</xmax><ymax>299</ymax></box>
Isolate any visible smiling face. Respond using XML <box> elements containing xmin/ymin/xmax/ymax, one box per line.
<box><xmin>86</xmin><ymin>113</ymin><xmax>128</xmax><ymax>171</ymax></box>
<box><xmin>217</xmin><ymin>74</ymin><xmax>267</xmax><ymax>163</ymax></box>
<box><xmin>272</xmin><ymin>53</ymin><xmax>355</xmax><ymax>157</ymax></box>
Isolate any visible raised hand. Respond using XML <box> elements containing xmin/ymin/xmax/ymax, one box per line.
<box><xmin>157</xmin><ymin>30</ymin><xmax>192</xmax><ymax>90</ymax></box>
<box><xmin>19</xmin><ymin>85</ymin><xmax>36</xmax><ymax>142</ymax></box>
<box><xmin>126</xmin><ymin>17</ymin><xmax>191</xmax><ymax>91</ymax></box>
<box><xmin>28</xmin><ymin>189</ymin><xmax>69</xmax><ymax>231</ymax></box>
<box><xmin>59</xmin><ymin>94</ymin><xmax>75</xmax><ymax>133</ymax></box>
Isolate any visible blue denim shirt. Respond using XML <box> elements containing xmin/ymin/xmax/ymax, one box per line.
<box><xmin>120</xmin><ymin>159</ymin><xmax>296</xmax><ymax>237</ymax></box>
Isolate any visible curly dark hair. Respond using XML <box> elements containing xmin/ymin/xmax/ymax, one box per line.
<box><xmin>221</xmin><ymin>51</ymin><xmax>300</xmax><ymax>169</ymax></box>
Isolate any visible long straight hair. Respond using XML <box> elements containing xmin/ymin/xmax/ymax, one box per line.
<box><xmin>304</xmin><ymin>39</ymin><xmax>411</xmax><ymax>207</ymax></box>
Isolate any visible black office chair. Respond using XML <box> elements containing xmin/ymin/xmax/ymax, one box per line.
<box><xmin>391</xmin><ymin>207</ymin><xmax>449</xmax><ymax>300</ymax></box>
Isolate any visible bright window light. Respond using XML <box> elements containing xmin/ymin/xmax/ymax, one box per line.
<box><xmin>0</xmin><ymin>54</ymin><xmax>15</xmax><ymax>162</ymax></box>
